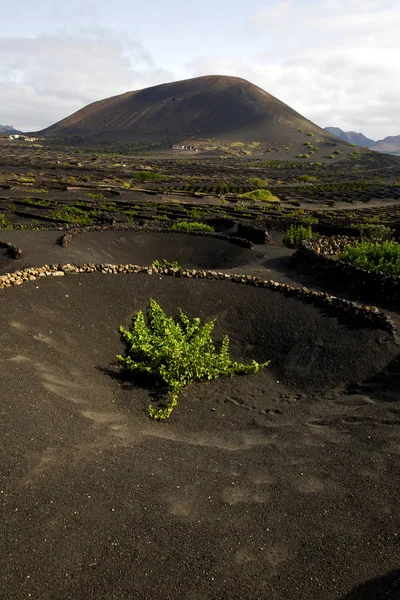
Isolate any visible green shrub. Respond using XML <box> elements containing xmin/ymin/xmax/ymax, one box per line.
<box><xmin>117</xmin><ymin>299</ymin><xmax>269</xmax><ymax>419</ymax></box>
<box><xmin>283</xmin><ymin>225</ymin><xmax>314</xmax><ymax>248</ymax></box>
<box><xmin>87</xmin><ymin>192</ymin><xmax>107</xmax><ymax>201</ymax></box>
<box><xmin>0</xmin><ymin>213</ymin><xmax>12</xmax><ymax>229</ymax></box>
<box><xmin>238</xmin><ymin>189</ymin><xmax>280</xmax><ymax>202</ymax></box>
<box><xmin>152</xmin><ymin>259</ymin><xmax>181</xmax><ymax>270</ymax></box>
<box><xmin>171</xmin><ymin>221</ymin><xmax>215</xmax><ymax>233</ymax></box>
<box><xmin>299</xmin><ymin>175</ymin><xmax>318</xmax><ymax>182</ymax></box>
<box><xmin>341</xmin><ymin>241</ymin><xmax>400</xmax><ymax>276</ymax></box>
<box><xmin>306</xmin><ymin>132</ymin><xmax>314</xmax><ymax>137</ymax></box>
<box><xmin>246</xmin><ymin>177</ymin><xmax>269</xmax><ymax>188</ymax></box>
<box><xmin>133</xmin><ymin>171</ymin><xmax>169</xmax><ymax>182</ymax></box>
<box><xmin>302</xmin><ymin>216</ymin><xmax>319</xmax><ymax>226</ymax></box>
<box><xmin>359</xmin><ymin>224</ymin><xmax>392</xmax><ymax>241</ymax></box>
<box><xmin>49</xmin><ymin>206</ymin><xmax>94</xmax><ymax>224</ymax></box>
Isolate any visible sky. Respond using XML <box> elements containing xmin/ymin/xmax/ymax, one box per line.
<box><xmin>1</xmin><ymin>0</ymin><xmax>399</xmax><ymax>140</ymax></box>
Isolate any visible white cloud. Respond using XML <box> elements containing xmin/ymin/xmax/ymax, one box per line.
<box><xmin>0</xmin><ymin>34</ymin><xmax>173</xmax><ymax>131</ymax></box>
<box><xmin>186</xmin><ymin>44</ymin><xmax>400</xmax><ymax>140</ymax></box>
<box><xmin>240</xmin><ymin>0</ymin><xmax>400</xmax><ymax>138</ymax></box>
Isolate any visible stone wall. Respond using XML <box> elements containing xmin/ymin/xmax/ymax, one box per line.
<box><xmin>0</xmin><ymin>240</ymin><xmax>22</xmax><ymax>259</ymax></box>
<box><xmin>292</xmin><ymin>238</ymin><xmax>400</xmax><ymax>303</ymax></box>
<box><xmin>0</xmin><ymin>262</ymin><xmax>395</xmax><ymax>333</ymax></box>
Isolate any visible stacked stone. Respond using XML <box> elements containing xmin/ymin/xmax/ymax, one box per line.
<box><xmin>0</xmin><ymin>241</ymin><xmax>23</xmax><ymax>259</ymax></box>
<box><xmin>311</xmin><ymin>236</ymin><xmax>356</xmax><ymax>256</ymax></box>
<box><xmin>293</xmin><ymin>238</ymin><xmax>400</xmax><ymax>303</ymax></box>
<box><xmin>0</xmin><ymin>262</ymin><xmax>395</xmax><ymax>333</ymax></box>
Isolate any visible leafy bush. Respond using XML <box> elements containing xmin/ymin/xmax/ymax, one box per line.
<box><xmin>86</xmin><ymin>192</ymin><xmax>107</xmax><ymax>201</ymax></box>
<box><xmin>302</xmin><ymin>216</ymin><xmax>319</xmax><ymax>226</ymax></box>
<box><xmin>49</xmin><ymin>206</ymin><xmax>94</xmax><ymax>224</ymax></box>
<box><xmin>283</xmin><ymin>225</ymin><xmax>314</xmax><ymax>248</ymax></box>
<box><xmin>359</xmin><ymin>224</ymin><xmax>392</xmax><ymax>241</ymax></box>
<box><xmin>246</xmin><ymin>177</ymin><xmax>269</xmax><ymax>188</ymax></box>
<box><xmin>306</xmin><ymin>132</ymin><xmax>314</xmax><ymax>137</ymax></box>
<box><xmin>171</xmin><ymin>221</ymin><xmax>215</xmax><ymax>233</ymax></box>
<box><xmin>117</xmin><ymin>299</ymin><xmax>269</xmax><ymax>419</ymax></box>
<box><xmin>341</xmin><ymin>241</ymin><xmax>400</xmax><ymax>276</ymax></box>
<box><xmin>238</xmin><ymin>189</ymin><xmax>280</xmax><ymax>202</ymax></box>
<box><xmin>151</xmin><ymin>259</ymin><xmax>181</xmax><ymax>270</ymax></box>
<box><xmin>299</xmin><ymin>175</ymin><xmax>318</xmax><ymax>182</ymax></box>
<box><xmin>0</xmin><ymin>213</ymin><xmax>12</xmax><ymax>229</ymax></box>
<box><xmin>133</xmin><ymin>171</ymin><xmax>169</xmax><ymax>182</ymax></box>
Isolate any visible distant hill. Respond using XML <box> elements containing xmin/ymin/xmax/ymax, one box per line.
<box><xmin>370</xmin><ymin>136</ymin><xmax>400</xmax><ymax>156</ymax></box>
<box><xmin>324</xmin><ymin>127</ymin><xmax>375</xmax><ymax>146</ymax></box>
<box><xmin>35</xmin><ymin>75</ymin><xmax>335</xmax><ymax>145</ymax></box>
<box><xmin>325</xmin><ymin>126</ymin><xmax>400</xmax><ymax>156</ymax></box>
<box><xmin>0</xmin><ymin>124</ymin><xmax>22</xmax><ymax>135</ymax></box>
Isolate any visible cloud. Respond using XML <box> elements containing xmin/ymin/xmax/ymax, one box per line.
<box><xmin>186</xmin><ymin>43</ymin><xmax>400</xmax><ymax>140</ymax></box>
<box><xmin>206</xmin><ymin>0</ymin><xmax>400</xmax><ymax>139</ymax></box>
<box><xmin>249</xmin><ymin>0</ymin><xmax>400</xmax><ymax>42</ymax></box>
<box><xmin>0</xmin><ymin>34</ymin><xmax>173</xmax><ymax>131</ymax></box>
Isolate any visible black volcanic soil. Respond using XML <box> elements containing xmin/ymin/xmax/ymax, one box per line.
<box><xmin>0</xmin><ymin>231</ymin><xmax>261</xmax><ymax>274</ymax></box>
<box><xmin>0</xmin><ymin>232</ymin><xmax>400</xmax><ymax>600</ymax></box>
<box><xmin>1</xmin><ymin>137</ymin><xmax>400</xmax><ymax>599</ymax></box>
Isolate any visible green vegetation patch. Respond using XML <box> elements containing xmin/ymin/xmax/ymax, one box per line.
<box><xmin>283</xmin><ymin>225</ymin><xmax>314</xmax><ymax>248</ymax></box>
<box><xmin>246</xmin><ymin>177</ymin><xmax>269</xmax><ymax>188</ymax></box>
<box><xmin>152</xmin><ymin>259</ymin><xmax>181</xmax><ymax>270</ymax></box>
<box><xmin>171</xmin><ymin>221</ymin><xmax>215</xmax><ymax>233</ymax></box>
<box><xmin>133</xmin><ymin>170</ymin><xmax>169</xmax><ymax>182</ymax></box>
<box><xmin>86</xmin><ymin>192</ymin><xmax>107</xmax><ymax>201</ymax></box>
<box><xmin>0</xmin><ymin>213</ymin><xmax>12</xmax><ymax>229</ymax></box>
<box><xmin>359</xmin><ymin>224</ymin><xmax>392</xmax><ymax>241</ymax></box>
<box><xmin>239</xmin><ymin>189</ymin><xmax>280</xmax><ymax>203</ymax></box>
<box><xmin>341</xmin><ymin>241</ymin><xmax>400</xmax><ymax>277</ymax></box>
<box><xmin>117</xmin><ymin>299</ymin><xmax>269</xmax><ymax>419</ymax></box>
<box><xmin>49</xmin><ymin>206</ymin><xmax>94</xmax><ymax>224</ymax></box>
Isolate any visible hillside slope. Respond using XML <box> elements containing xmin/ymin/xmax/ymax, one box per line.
<box><xmin>0</xmin><ymin>125</ymin><xmax>22</xmax><ymax>135</ymax></box>
<box><xmin>36</xmin><ymin>75</ymin><xmax>334</xmax><ymax>144</ymax></box>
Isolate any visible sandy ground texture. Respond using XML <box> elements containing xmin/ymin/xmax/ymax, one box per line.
<box><xmin>0</xmin><ymin>233</ymin><xmax>399</xmax><ymax>600</ymax></box>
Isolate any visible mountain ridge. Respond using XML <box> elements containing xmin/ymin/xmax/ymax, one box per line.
<box><xmin>325</xmin><ymin>126</ymin><xmax>400</xmax><ymax>156</ymax></box>
<box><xmin>0</xmin><ymin>124</ymin><xmax>22</xmax><ymax>135</ymax></box>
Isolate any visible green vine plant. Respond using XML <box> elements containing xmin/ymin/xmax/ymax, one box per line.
<box><xmin>151</xmin><ymin>259</ymin><xmax>181</xmax><ymax>270</ymax></box>
<box><xmin>117</xmin><ymin>299</ymin><xmax>269</xmax><ymax>420</ymax></box>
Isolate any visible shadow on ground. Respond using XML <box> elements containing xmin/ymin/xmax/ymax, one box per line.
<box><xmin>340</xmin><ymin>570</ymin><xmax>400</xmax><ymax>600</ymax></box>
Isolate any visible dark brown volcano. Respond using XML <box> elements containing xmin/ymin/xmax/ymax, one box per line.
<box><xmin>35</xmin><ymin>75</ymin><xmax>330</xmax><ymax>143</ymax></box>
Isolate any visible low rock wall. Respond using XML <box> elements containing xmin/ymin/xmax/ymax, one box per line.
<box><xmin>0</xmin><ymin>262</ymin><xmax>395</xmax><ymax>333</ymax></box>
<box><xmin>0</xmin><ymin>241</ymin><xmax>22</xmax><ymax>259</ymax></box>
<box><xmin>292</xmin><ymin>238</ymin><xmax>400</xmax><ymax>303</ymax></box>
